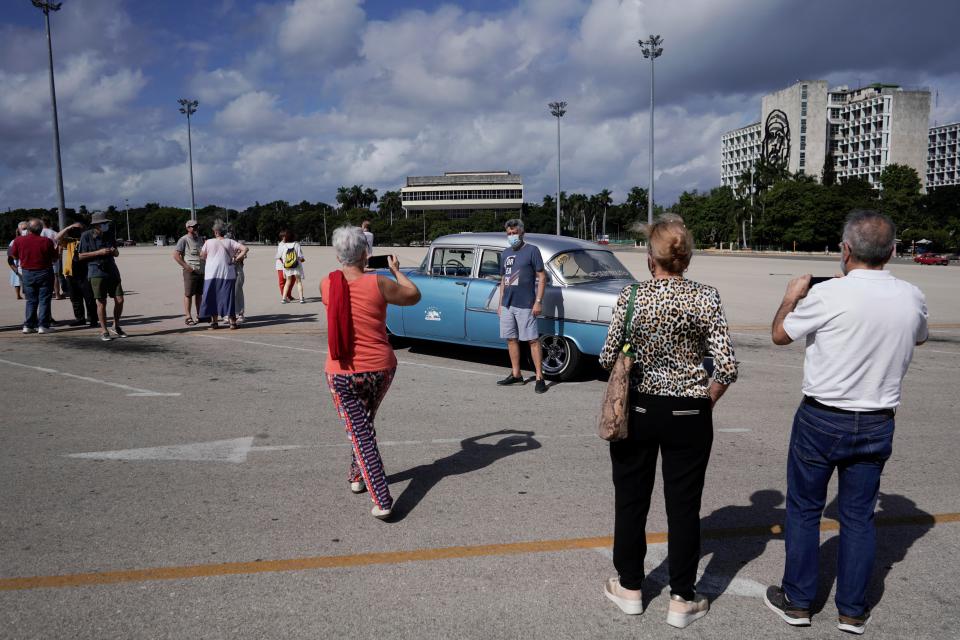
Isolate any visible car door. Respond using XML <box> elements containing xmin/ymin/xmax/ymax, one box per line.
<box><xmin>465</xmin><ymin>247</ymin><xmax>504</xmax><ymax>347</ymax></box>
<box><xmin>401</xmin><ymin>245</ymin><xmax>476</xmax><ymax>340</ymax></box>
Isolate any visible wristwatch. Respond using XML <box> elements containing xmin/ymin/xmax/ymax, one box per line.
<box><xmin>536</xmin><ymin>298</ymin><xmax>543</xmax><ymax>303</ymax></box>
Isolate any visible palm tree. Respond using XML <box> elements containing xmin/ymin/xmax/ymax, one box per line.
<box><xmin>378</xmin><ymin>190</ymin><xmax>402</xmax><ymax>224</ymax></box>
<box><xmin>567</xmin><ymin>193</ymin><xmax>589</xmax><ymax>238</ymax></box>
<box><xmin>594</xmin><ymin>188</ymin><xmax>612</xmax><ymax>237</ymax></box>
<box><xmin>336</xmin><ymin>186</ymin><xmax>355</xmax><ymax>210</ymax></box>
<box><xmin>363</xmin><ymin>187</ymin><xmax>379</xmax><ymax>210</ymax></box>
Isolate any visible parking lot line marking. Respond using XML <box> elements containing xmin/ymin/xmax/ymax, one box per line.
<box><xmin>3</xmin><ymin>512</ymin><xmax>958</xmax><ymax>592</ymax></box>
<box><xmin>0</xmin><ymin>357</ymin><xmax>180</xmax><ymax>397</ymax></box>
<box><xmin>197</xmin><ymin>334</ymin><xmax>500</xmax><ymax>377</ymax></box>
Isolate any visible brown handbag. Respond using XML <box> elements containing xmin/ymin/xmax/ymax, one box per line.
<box><xmin>598</xmin><ymin>284</ymin><xmax>639</xmax><ymax>442</ymax></box>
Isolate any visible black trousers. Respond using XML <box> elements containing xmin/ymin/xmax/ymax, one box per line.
<box><xmin>610</xmin><ymin>393</ymin><xmax>713</xmax><ymax>600</ymax></box>
<box><xmin>67</xmin><ymin>274</ymin><xmax>96</xmax><ymax>323</ymax></box>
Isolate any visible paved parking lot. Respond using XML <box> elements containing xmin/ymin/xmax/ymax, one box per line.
<box><xmin>1</xmin><ymin>245</ymin><xmax>958</xmax><ymax>639</ymax></box>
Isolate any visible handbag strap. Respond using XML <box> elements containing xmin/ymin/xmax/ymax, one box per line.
<box><xmin>622</xmin><ymin>284</ymin><xmax>639</xmax><ymax>358</ymax></box>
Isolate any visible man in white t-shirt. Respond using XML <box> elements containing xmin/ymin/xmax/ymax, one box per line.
<box><xmin>361</xmin><ymin>220</ymin><xmax>374</xmax><ymax>255</ymax></box>
<box><xmin>41</xmin><ymin>216</ymin><xmax>64</xmax><ymax>300</ymax></box>
<box><xmin>763</xmin><ymin>210</ymin><xmax>928</xmax><ymax>635</ymax></box>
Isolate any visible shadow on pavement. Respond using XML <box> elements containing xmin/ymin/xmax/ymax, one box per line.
<box><xmin>813</xmin><ymin>492</ymin><xmax>934</xmax><ymax>614</ymax></box>
<box><xmin>642</xmin><ymin>489</ymin><xmax>785</xmax><ymax>606</ymax></box>
<box><xmin>137</xmin><ymin>312</ymin><xmax>317</xmax><ymax>337</ymax></box>
<box><xmin>386</xmin><ymin>429</ymin><xmax>541</xmax><ymax>522</ymax></box>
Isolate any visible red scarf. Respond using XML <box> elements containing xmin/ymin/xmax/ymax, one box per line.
<box><xmin>327</xmin><ymin>270</ymin><xmax>354</xmax><ymax>362</ymax></box>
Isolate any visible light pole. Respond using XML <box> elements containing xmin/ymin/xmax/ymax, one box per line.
<box><xmin>549</xmin><ymin>101</ymin><xmax>567</xmax><ymax>236</ymax></box>
<box><xmin>177</xmin><ymin>98</ymin><xmax>199</xmax><ymax>218</ymax></box>
<box><xmin>639</xmin><ymin>34</ymin><xmax>663</xmax><ymax>226</ymax></box>
<box><xmin>124</xmin><ymin>198</ymin><xmax>130</xmax><ymax>242</ymax></box>
<box><xmin>32</xmin><ymin>1</ymin><xmax>67</xmax><ymax>231</ymax></box>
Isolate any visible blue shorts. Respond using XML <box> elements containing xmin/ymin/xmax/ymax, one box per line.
<box><xmin>499</xmin><ymin>306</ymin><xmax>539</xmax><ymax>341</ymax></box>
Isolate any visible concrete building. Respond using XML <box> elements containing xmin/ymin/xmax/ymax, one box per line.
<box><xmin>721</xmin><ymin>80</ymin><xmax>932</xmax><ymax>191</ymax></box>
<box><xmin>928</xmin><ymin>122</ymin><xmax>960</xmax><ymax>189</ymax></box>
<box><xmin>400</xmin><ymin>171</ymin><xmax>523</xmax><ymax>219</ymax></box>
<box><xmin>720</xmin><ymin>122</ymin><xmax>762</xmax><ymax>189</ymax></box>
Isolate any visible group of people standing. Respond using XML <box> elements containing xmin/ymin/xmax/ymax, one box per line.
<box><xmin>321</xmin><ymin>210</ymin><xmax>926</xmax><ymax>636</ymax></box>
<box><xmin>8</xmin><ymin>212</ymin><xmax>126</xmax><ymax>340</ymax></box>
<box><xmin>173</xmin><ymin>218</ymin><xmax>248</xmax><ymax>329</ymax></box>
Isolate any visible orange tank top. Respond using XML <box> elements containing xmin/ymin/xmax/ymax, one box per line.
<box><xmin>321</xmin><ymin>273</ymin><xmax>398</xmax><ymax>374</ymax></box>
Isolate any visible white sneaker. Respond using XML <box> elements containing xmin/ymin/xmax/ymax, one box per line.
<box><xmin>37</xmin><ymin>326</ymin><xmax>55</xmax><ymax>334</ymax></box>
<box><xmin>371</xmin><ymin>505</ymin><xmax>392</xmax><ymax>520</ymax></box>
<box><xmin>604</xmin><ymin>578</ymin><xmax>643</xmax><ymax>615</ymax></box>
<box><xmin>350</xmin><ymin>481</ymin><xmax>366</xmax><ymax>494</ymax></box>
<box><xmin>22</xmin><ymin>326</ymin><xmax>36</xmax><ymax>334</ymax></box>
<box><xmin>666</xmin><ymin>593</ymin><xmax>709</xmax><ymax>628</ymax></box>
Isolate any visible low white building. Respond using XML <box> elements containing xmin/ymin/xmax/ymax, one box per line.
<box><xmin>401</xmin><ymin>171</ymin><xmax>523</xmax><ymax>219</ymax></box>
<box><xmin>720</xmin><ymin>122</ymin><xmax>762</xmax><ymax>189</ymax></box>
<box><xmin>928</xmin><ymin>122</ymin><xmax>960</xmax><ymax>189</ymax></box>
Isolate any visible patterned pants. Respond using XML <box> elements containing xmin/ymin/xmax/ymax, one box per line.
<box><xmin>326</xmin><ymin>368</ymin><xmax>396</xmax><ymax>509</ymax></box>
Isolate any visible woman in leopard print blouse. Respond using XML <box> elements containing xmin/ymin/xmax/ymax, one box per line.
<box><xmin>600</xmin><ymin>215</ymin><xmax>738</xmax><ymax>629</ymax></box>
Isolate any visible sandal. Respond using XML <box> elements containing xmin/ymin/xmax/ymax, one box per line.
<box><xmin>184</xmin><ymin>317</ymin><xmax>196</xmax><ymax>326</ymax></box>
<box><xmin>209</xmin><ymin>321</ymin><xmax>219</xmax><ymax>330</ymax></box>
<box><xmin>229</xmin><ymin>321</ymin><xmax>238</xmax><ymax>330</ymax></box>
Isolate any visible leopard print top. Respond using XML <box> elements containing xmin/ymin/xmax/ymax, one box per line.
<box><xmin>599</xmin><ymin>278</ymin><xmax>738</xmax><ymax>398</ymax></box>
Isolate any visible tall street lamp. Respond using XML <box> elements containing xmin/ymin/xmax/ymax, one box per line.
<box><xmin>32</xmin><ymin>1</ymin><xmax>67</xmax><ymax>230</ymax></box>
<box><xmin>177</xmin><ymin>98</ymin><xmax>199</xmax><ymax>218</ymax></box>
<box><xmin>549</xmin><ymin>101</ymin><xmax>567</xmax><ymax>236</ymax></box>
<box><xmin>124</xmin><ymin>198</ymin><xmax>130</xmax><ymax>243</ymax></box>
<box><xmin>639</xmin><ymin>34</ymin><xmax>663</xmax><ymax>226</ymax></box>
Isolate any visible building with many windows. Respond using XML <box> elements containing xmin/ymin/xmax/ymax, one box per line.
<box><xmin>400</xmin><ymin>171</ymin><xmax>523</xmax><ymax>219</ymax></box>
<box><xmin>721</xmin><ymin>80</ymin><xmax>932</xmax><ymax>192</ymax></box>
<box><xmin>928</xmin><ymin>122</ymin><xmax>960</xmax><ymax>189</ymax></box>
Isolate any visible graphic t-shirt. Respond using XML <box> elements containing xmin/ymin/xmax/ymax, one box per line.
<box><xmin>175</xmin><ymin>234</ymin><xmax>204</xmax><ymax>273</ymax></box>
<box><xmin>500</xmin><ymin>242</ymin><xmax>543</xmax><ymax>309</ymax></box>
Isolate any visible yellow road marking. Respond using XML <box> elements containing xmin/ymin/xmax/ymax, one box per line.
<box><xmin>2</xmin><ymin>512</ymin><xmax>958</xmax><ymax>592</ymax></box>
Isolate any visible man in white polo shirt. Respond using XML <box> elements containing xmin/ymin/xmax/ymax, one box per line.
<box><xmin>763</xmin><ymin>210</ymin><xmax>927</xmax><ymax>636</ymax></box>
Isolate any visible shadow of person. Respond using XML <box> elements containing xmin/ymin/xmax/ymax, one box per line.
<box><xmin>385</xmin><ymin>429</ymin><xmax>541</xmax><ymax>522</ymax></box>
<box><xmin>812</xmin><ymin>492</ymin><xmax>934</xmax><ymax>614</ymax></box>
<box><xmin>642</xmin><ymin>489</ymin><xmax>785</xmax><ymax>606</ymax></box>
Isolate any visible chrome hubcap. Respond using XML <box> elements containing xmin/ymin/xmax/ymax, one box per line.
<box><xmin>540</xmin><ymin>335</ymin><xmax>568</xmax><ymax>374</ymax></box>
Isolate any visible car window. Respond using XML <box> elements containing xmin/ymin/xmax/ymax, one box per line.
<box><xmin>478</xmin><ymin>249</ymin><xmax>501</xmax><ymax>280</ymax></box>
<box><xmin>549</xmin><ymin>249</ymin><xmax>632</xmax><ymax>284</ymax></box>
<box><xmin>431</xmin><ymin>247</ymin><xmax>475</xmax><ymax>277</ymax></box>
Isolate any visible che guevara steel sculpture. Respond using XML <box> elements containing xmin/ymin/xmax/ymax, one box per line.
<box><xmin>763</xmin><ymin>109</ymin><xmax>790</xmax><ymax>167</ymax></box>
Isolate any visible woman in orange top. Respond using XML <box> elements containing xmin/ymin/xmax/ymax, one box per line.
<box><xmin>321</xmin><ymin>226</ymin><xmax>420</xmax><ymax>520</ymax></box>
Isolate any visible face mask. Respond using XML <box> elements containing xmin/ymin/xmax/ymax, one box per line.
<box><xmin>20</xmin><ymin>229</ymin><xmax>28</xmax><ymax>236</ymax></box>
<box><xmin>508</xmin><ymin>234</ymin><xmax>521</xmax><ymax>248</ymax></box>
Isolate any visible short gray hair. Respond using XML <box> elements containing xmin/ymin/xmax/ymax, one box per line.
<box><xmin>212</xmin><ymin>218</ymin><xmax>228</xmax><ymax>236</ymax></box>
<box><xmin>27</xmin><ymin>218</ymin><xmax>43</xmax><ymax>234</ymax></box>
<box><xmin>332</xmin><ymin>225</ymin><xmax>368</xmax><ymax>267</ymax></box>
<box><xmin>17</xmin><ymin>220</ymin><xmax>28</xmax><ymax>231</ymax></box>
<box><xmin>504</xmin><ymin>218</ymin><xmax>524</xmax><ymax>233</ymax></box>
<box><xmin>842</xmin><ymin>210</ymin><xmax>895</xmax><ymax>266</ymax></box>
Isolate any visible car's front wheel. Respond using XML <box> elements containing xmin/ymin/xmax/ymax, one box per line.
<box><xmin>539</xmin><ymin>335</ymin><xmax>581</xmax><ymax>381</ymax></box>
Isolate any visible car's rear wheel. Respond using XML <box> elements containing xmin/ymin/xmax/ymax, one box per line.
<box><xmin>539</xmin><ymin>335</ymin><xmax>581</xmax><ymax>381</ymax></box>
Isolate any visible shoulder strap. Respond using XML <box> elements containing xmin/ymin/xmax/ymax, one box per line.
<box><xmin>622</xmin><ymin>284</ymin><xmax>639</xmax><ymax>357</ymax></box>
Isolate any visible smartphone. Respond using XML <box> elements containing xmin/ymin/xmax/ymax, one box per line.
<box><xmin>367</xmin><ymin>255</ymin><xmax>390</xmax><ymax>270</ymax></box>
<box><xmin>809</xmin><ymin>276</ymin><xmax>833</xmax><ymax>287</ymax></box>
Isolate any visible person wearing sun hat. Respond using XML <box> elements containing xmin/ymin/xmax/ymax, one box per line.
<box><xmin>78</xmin><ymin>211</ymin><xmax>127</xmax><ymax>341</ymax></box>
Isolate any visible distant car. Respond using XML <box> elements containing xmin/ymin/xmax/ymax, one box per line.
<box><xmin>596</xmin><ymin>234</ymin><xmax>610</xmax><ymax>245</ymax></box>
<box><xmin>381</xmin><ymin>232</ymin><xmax>636</xmax><ymax>380</ymax></box>
<box><xmin>123</xmin><ymin>240</ymin><xmax>136</xmax><ymax>247</ymax></box>
<box><xmin>915</xmin><ymin>253</ymin><xmax>948</xmax><ymax>265</ymax></box>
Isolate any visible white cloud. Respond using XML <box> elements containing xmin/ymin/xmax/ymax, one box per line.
<box><xmin>276</xmin><ymin>0</ymin><xmax>365</xmax><ymax>65</ymax></box>
<box><xmin>215</xmin><ymin>91</ymin><xmax>284</xmax><ymax>133</ymax></box>
<box><xmin>190</xmin><ymin>68</ymin><xmax>253</xmax><ymax>106</ymax></box>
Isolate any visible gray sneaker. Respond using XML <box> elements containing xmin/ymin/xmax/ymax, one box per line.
<box><xmin>22</xmin><ymin>326</ymin><xmax>36</xmax><ymax>334</ymax></box>
<box><xmin>838</xmin><ymin>612</ymin><xmax>871</xmax><ymax>635</ymax></box>
<box><xmin>100</xmin><ymin>332</ymin><xmax>113</xmax><ymax>342</ymax></box>
<box><xmin>37</xmin><ymin>326</ymin><xmax>55</xmax><ymax>334</ymax></box>
<box><xmin>764</xmin><ymin>586</ymin><xmax>811</xmax><ymax>626</ymax></box>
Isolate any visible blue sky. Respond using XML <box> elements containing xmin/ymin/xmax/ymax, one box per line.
<box><xmin>2</xmin><ymin>0</ymin><xmax>959</xmax><ymax>212</ymax></box>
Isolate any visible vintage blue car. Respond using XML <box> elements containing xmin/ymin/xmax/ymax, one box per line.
<box><xmin>384</xmin><ymin>232</ymin><xmax>637</xmax><ymax>380</ymax></box>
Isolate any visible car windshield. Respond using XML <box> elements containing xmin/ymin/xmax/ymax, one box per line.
<box><xmin>549</xmin><ymin>249</ymin><xmax>632</xmax><ymax>284</ymax></box>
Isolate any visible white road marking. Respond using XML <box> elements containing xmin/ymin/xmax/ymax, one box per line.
<box><xmin>197</xmin><ymin>333</ymin><xmax>500</xmax><ymax>377</ymax></box>
<box><xmin>0</xmin><ymin>357</ymin><xmax>180</xmax><ymax>397</ymax></box>
<box><xmin>65</xmin><ymin>437</ymin><xmax>306</xmax><ymax>463</ymax></box>
<box><xmin>717</xmin><ymin>428</ymin><xmax>752</xmax><ymax>433</ymax></box>
<box><xmin>592</xmin><ymin>543</ymin><xmax>767</xmax><ymax>599</ymax></box>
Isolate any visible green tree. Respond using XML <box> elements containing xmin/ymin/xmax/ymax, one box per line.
<box><xmin>879</xmin><ymin>164</ymin><xmax>922</xmax><ymax>229</ymax></box>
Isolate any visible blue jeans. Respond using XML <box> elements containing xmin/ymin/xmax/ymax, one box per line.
<box><xmin>782</xmin><ymin>402</ymin><xmax>894</xmax><ymax>617</ymax></box>
<box><xmin>21</xmin><ymin>268</ymin><xmax>54</xmax><ymax>329</ymax></box>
